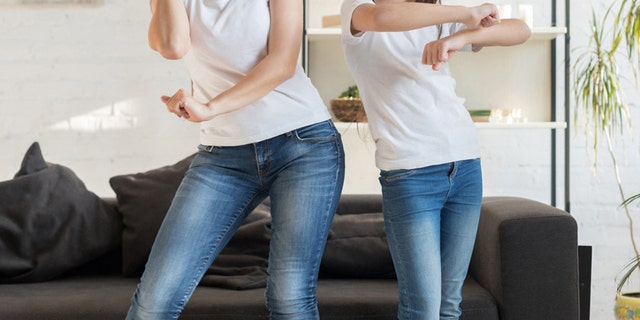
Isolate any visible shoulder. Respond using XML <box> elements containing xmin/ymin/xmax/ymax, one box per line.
<box><xmin>341</xmin><ymin>0</ymin><xmax>375</xmax><ymax>43</ymax></box>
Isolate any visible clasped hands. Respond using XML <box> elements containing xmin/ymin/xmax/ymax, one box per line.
<box><xmin>422</xmin><ymin>3</ymin><xmax>501</xmax><ymax>71</ymax></box>
<box><xmin>162</xmin><ymin>89</ymin><xmax>213</xmax><ymax>122</ymax></box>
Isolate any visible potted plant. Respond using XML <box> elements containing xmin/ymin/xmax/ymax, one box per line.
<box><xmin>330</xmin><ymin>85</ymin><xmax>367</xmax><ymax>122</ymax></box>
<box><xmin>573</xmin><ymin>0</ymin><xmax>640</xmax><ymax>318</ymax></box>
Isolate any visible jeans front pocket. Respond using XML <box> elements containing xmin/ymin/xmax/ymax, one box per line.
<box><xmin>379</xmin><ymin>168</ymin><xmax>418</xmax><ymax>185</ymax></box>
<box><xmin>292</xmin><ymin>120</ymin><xmax>337</xmax><ymax>143</ymax></box>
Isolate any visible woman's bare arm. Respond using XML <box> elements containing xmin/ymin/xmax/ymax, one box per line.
<box><xmin>206</xmin><ymin>0</ymin><xmax>302</xmax><ymax>115</ymax></box>
<box><xmin>148</xmin><ymin>0</ymin><xmax>191</xmax><ymax>60</ymax></box>
<box><xmin>163</xmin><ymin>0</ymin><xmax>304</xmax><ymax>122</ymax></box>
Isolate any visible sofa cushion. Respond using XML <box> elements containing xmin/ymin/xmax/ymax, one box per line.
<box><xmin>0</xmin><ymin>142</ymin><xmax>122</xmax><ymax>283</ymax></box>
<box><xmin>321</xmin><ymin>212</ymin><xmax>395</xmax><ymax>279</ymax></box>
<box><xmin>110</xmin><ymin>154</ymin><xmax>396</xmax><ymax>283</ymax></box>
<box><xmin>199</xmin><ymin>199</ymin><xmax>271</xmax><ymax>290</ymax></box>
<box><xmin>109</xmin><ymin>154</ymin><xmax>195</xmax><ymax>276</ymax></box>
<box><xmin>109</xmin><ymin>154</ymin><xmax>273</xmax><ymax>289</ymax></box>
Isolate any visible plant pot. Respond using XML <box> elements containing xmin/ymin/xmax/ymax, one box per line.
<box><xmin>330</xmin><ymin>98</ymin><xmax>367</xmax><ymax>123</ymax></box>
<box><xmin>615</xmin><ymin>292</ymin><xmax>640</xmax><ymax>319</ymax></box>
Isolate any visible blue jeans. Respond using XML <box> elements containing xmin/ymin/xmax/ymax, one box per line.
<box><xmin>126</xmin><ymin>120</ymin><xmax>345</xmax><ymax>320</ymax></box>
<box><xmin>379</xmin><ymin>159</ymin><xmax>483</xmax><ymax>320</ymax></box>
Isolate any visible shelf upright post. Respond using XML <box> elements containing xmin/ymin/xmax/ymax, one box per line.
<box><xmin>302</xmin><ymin>0</ymin><xmax>308</xmax><ymax>72</ymax></box>
<box><xmin>564</xmin><ymin>0</ymin><xmax>571</xmax><ymax>214</ymax></box>
<box><xmin>551</xmin><ymin>0</ymin><xmax>558</xmax><ymax>208</ymax></box>
<box><xmin>550</xmin><ymin>0</ymin><xmax>571</xmax><ymax>212</ymax></box>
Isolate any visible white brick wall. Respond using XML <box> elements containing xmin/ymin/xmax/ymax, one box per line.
<box><xmin>0</xmin><ymin>1</ymin><xmax>197</xmax><ymax>197</ymax></box>
<box><xmin>1</xmin><ymin>1</ymin><xmax>639</xmax><ymax>319</ymax></box>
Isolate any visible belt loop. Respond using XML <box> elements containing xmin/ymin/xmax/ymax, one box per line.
<box><xmin>198</xmin><ymin>144</ymin><xmax>215</xmax><ymax>153</ymax></box>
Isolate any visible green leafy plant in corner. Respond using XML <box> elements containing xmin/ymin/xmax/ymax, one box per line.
<box><xmin>618</xmin><ymin>194</ymin><xmax>640</xmax><ymax>294</ymax></box>
<box><xmin>338</xmin><ymin>85</ymin><xmax>360</xmax><ymax>99</ymax></box>
<box><xmin>573</xmin><ymin>0</ymin><xmax>640</xmax><ymax>295</ymax></box>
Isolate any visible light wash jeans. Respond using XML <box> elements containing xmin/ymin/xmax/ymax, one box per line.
<box><xmin>379</xmin><ymin>159</ymin><xmax>483</xmax><ymax>320</ymax></box>
<box><xmin>126</xmin><ymin>120</ymin><xmax>345</xmax><ymax>320</ymax></box>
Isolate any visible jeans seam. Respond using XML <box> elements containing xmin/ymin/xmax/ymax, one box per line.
<box><xmin>176</xmin><ymin>199</ymin><xmax>252</xmax><ymax>313</ymax></box>
<box><xmin>308</xmin><ymin>136</ymin><xmax>343</xmax><ymax>297</ymax></box>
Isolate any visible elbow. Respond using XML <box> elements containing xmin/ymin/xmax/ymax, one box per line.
<box><xmin>353</xmin><ymin>7</ymin><xmax>391</xmax><ymax>32</ymax></box>
<box><xmin>522</xmin><ymin>25</ymin><xmax>532</xmax><ymax>43</ymax></box>
<box><xmin>367</xmin><ymin>10</ymin><xmax>393</xmax><ymax>32</ymax></box>
<box><xmin>279</xmin><ymin>63</ymin><xmax>297</xmax><ymax>82</ymax></box>
<box><xmin>278</xmin><ymin>54</ymin><xmax>299</xmax><ymax>80</ymax></box>
<box><xmin>513</xmin><ymin>20</ymin><xmax>533</xmax><ymax>45</ymax></box>
<box><xmin>149</xmin><ymin>35</ymin><xmax>191</xmax><ymax>60</ymax></box>
<box><xmin>155</xmin><ymin>41</ymin><xmax>190</xmax><ymax>60</ymax></box>
<box><xmin>159</xmin><ymin>45</ymin><xmax>190</xmax><ymax>60</ymax></box>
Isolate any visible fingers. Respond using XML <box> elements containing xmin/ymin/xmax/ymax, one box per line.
<box><xmin>467</xmin><ymin>3</ymin><xmax>500</xmax><ymax>29</ymax></box>
<box><xmin>481</xmin><ymin>3</ymin><xmax>500</xmax><ymax>26</ymax></box>
<box><xmin>162</xmin><ymin>89</ymin><xmax>190</xmax><ymax>119</ymax></box>
<box><xmin>481</xmin><ymin>15</ymin><xmax>500</xmax><ymax>28</ymax></box>
<box><xmin>422</xmin><ymin>42</ymin><xmax>450</xmax><ymax>67</ymax></box>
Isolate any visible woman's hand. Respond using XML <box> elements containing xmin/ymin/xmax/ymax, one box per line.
<box><xmin>162</xmin><ymin>89</ymin><xmax>213</xmax><ymax>123</ymax></box>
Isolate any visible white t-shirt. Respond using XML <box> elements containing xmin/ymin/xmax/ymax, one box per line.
<box><xmin>183</xmin><ymin>0</ymin><xmax>330</xmax><ymax>146</ymax></box>
<box><xmin>341</xmin><ymin>0</ymin><xmax>480</xmax><ymax>171</ymax></box>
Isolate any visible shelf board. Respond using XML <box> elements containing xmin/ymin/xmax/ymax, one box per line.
<box><xmin>529</xmin><ymin>27</ymin><xmax>568</xmax><ymax>40</ymax></box>
<box><xmin>306</xmin><ymin>27</ymin><xmax>340</xmax><ymax>39</ymax></box>
<box><xmin>334</xmin><ymin>121</ymin><xmax>567</xmax><ymax>130</ymax></box>
<box><xmin>474</xmin><ymin>121</ymin><xmax>566</xmax><ymax>129</ymax></box>
<box><xmin>307</xmin><ymin>26</ymin><xmax>567</xmax><ymax>41</ymax></box>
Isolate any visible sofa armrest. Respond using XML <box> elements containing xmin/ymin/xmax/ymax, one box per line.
<box><xmin>469</xmin><ymin>197</ymin><xmax>580</xmax><ymax>320</ymax></box>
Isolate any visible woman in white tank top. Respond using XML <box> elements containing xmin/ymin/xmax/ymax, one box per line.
<box><xmin>125</xmin><ymin>1</ymin><xmax>345</xmax><ymax>319</ymax></box>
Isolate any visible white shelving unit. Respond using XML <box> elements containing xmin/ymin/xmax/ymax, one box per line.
<box><xmin>310</xmin><ymin>26</ymin><xmax>564</xmax><ymax>40</ymax></box>
<box><xmin>304</xmin><ymin>26</ymin><xmax>567</xmax><ymax>128</ymax></box>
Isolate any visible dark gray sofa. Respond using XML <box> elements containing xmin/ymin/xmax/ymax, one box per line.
<box><xmin>0</xmin><ymin>194</ymin><xmax>579</xmax><ymax>320</ymax></box>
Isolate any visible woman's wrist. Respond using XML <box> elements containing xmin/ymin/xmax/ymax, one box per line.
<box><xmin>205</xmin><ymin>101</ymin><xmax>218</xmax><ymax>119</ymax></box>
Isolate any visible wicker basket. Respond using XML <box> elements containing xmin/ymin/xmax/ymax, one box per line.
<box><xmin>330</xmin><ymin>98</ymin><xmax>367</xmax><ymax>122</ymax></box>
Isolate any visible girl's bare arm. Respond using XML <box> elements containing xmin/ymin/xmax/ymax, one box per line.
<box><xmin>465</xmin><ymin>18</ymin><xmax>531</xmax><ymax>50</ymax></box>
<box><xmin>350</xmin><ymin>2</ymin><xmax>499</xmax><ymax>35</ymax></box>
<box><xmin>423</xmin><ymin>18</ymin><xmax>531</xmax><ymax>70</ymax></box>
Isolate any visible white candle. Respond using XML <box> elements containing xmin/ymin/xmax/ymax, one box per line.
<box><xmin>498</xmin><ymin>4</ymin><xmax>512</xmax><ymax>19</ymax></box>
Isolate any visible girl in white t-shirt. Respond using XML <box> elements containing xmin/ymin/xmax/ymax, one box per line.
<box><xmin>340</xmin><ymin>1</ymin><xmax>530</xmax><ymax>319</ymax></box>
<box><xmin>126</xmin><ymin>1</ymin><xmax>345</xmax><ymax>319</ymax></box>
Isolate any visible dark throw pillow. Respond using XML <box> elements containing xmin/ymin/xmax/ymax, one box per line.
<box><xmin>110</xmin><ymin>155</ymin><xmax>274</xmax><ymax>289</ymax></box>
<box><xmin>109</xmin><ymin>154</ymin><xmax>195</xmax><ymax>276</ymax></box>
<box><xmin>200</xmin><ymin>199</ymin><xmax>272</xmax><ymax>290</ymax></box>
<box><xmin>320</xmin><ymin>212</ymin><xmax>396</xmax><ymax>279</ymax></box>
<box><xmin>0</xmin><ymin>142</ymin><xmax>122</xmax><ymax>283</ymax></box>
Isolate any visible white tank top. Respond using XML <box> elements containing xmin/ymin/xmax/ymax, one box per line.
<box><xmin>341</xmin><ymin>0</ymin><xmax>480</xmax><ymax>171</ymax></box>
<box><xmin>183</xmin><ymin>0</ymin><xmax>330</xmax><ymax>146</ymax></box>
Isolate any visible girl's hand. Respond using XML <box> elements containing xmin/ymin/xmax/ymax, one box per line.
<box><xmin>161</xmin><ymin>89</ymin><xmax>213</xmax><ymax>123</ymax></box>
<box><xmin>422</xmin><ymin>34</ymin><xmax>467</xmax><ymax>71</ymax></box>
<box><xmin>465</xmin><ymin>3</ymin><xmax>500</xmax><ymax>29</ymax></box>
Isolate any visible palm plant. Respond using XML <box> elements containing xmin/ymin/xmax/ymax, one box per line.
<box><xmin>573</xmin><ymin>0</ymin><xmax>640</xmax><ymax>294</ymax></box>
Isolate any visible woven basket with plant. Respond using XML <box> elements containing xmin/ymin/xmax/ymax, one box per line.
<box><xmin>330</xmin><ymin>85</ymin><xmax>367</xmax><ymax>122</ymax></box>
